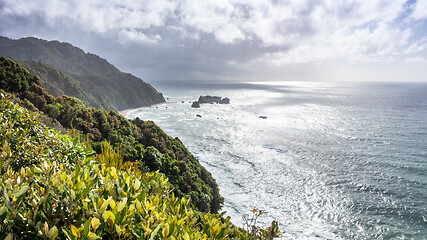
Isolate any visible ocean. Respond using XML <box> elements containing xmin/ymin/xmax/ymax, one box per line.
<box><xmin>122</xmin><ymin>81</ymin><xmax>427</xmax><ymax>239</ymax></box>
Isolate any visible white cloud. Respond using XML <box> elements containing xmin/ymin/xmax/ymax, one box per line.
<box><xmin>176</xmin><ymin>0</ymin><xmax>414</xmax><ymax>64</ymax></box>
<box><xmin>1</xmin><ymin>0</ymin><xmax>426</xmax><ymax>78</ymax></box>
<box><xmin>255</xmin><ymin>22</ymin><xmax>412</xmax><ymax>65</ymax></box>
<box><xmin>405</xmin><ymin>57</ymin><xmax>426</xmax><ymax>63</ymax></box>
<box><xmin>214</xmin><ymin>24</ymin><xmax>245</xmax><ymax>44</ymax></box>
<box><xmin>1</xmin><ymin>0</ymin><xmax>176</xmax><ymax>41</ymax></box>
<box><xmin>118</xmin><ymin>29</ymin><xmax>161</xmax><ymax>45</ymax></box>
<box><xmin>410</xmin><ymin>0</ymin><xmax>427</xmax><ymax>20</ymax></box>
<box><xmin>180</xmin><ymin>0</ymin><xmax>235</xmax><ymax>33</ymax></box>
<box><xmin>404</xmin><ymin>37</ymin><xmax>427</xmax><ymax>54</ymax></box>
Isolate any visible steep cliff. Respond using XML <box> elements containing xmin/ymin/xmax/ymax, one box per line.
<box><xmin>0</xmin><ymin>36</ymin><xmax>165</xmax><ymax>110</ymax></box>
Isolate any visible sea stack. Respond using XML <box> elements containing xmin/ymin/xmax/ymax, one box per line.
<box><xmin>219</xmin><ymin>97</ymin><xmax>230</xmax><ymax>104</ymax></box>
<box><xmin>196</xmin><ymin>95</ymin><xmax>230</xmax><ymax>105</ymax></box>
<box><xmin>191</xmin><ymin>101</ymin><xmax>200</xmax><ymax>108</ymax></box>
<box><xmin>198</xmin><ymin>95</ymin><xmax>222</xmax><ymax>104</ymax></box>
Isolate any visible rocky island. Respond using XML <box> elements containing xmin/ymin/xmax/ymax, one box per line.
<box><xmin>191</xmin><ymin>101</ymin><xmax>200</xmax><ymax>108</ymax></box>
<box><xmin>191</xmin><ymin>95</ymin><xmax>230</xmax><ymax>108</ymax></box>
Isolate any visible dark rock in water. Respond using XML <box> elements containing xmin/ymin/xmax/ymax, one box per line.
<box><xmin>219</xmin><ymin>97</ymin><xmax>230</xmax><ymax>104</ymax></box>
<box><xmin>259</xmin><ymin>116</ymin><xmax>267</xmax><ymax>119</ymax></box>
<box><xmin>181</xmin><ymin>101</ymin><xmax>185</xmax><ymax>103</ymax></box>
<box><xmin>197</xmin><ymin>95</ymin><xmax>230</xmax><ymax>104</ymax></box>
<box><xmin>198</xmin><ymin>95</ymin><xmax>222</xmax><ymax>104</ymax></box>
<box><xmin>191</xmin><ymin>101</ymin><xmax>200</xmax><ymax>108</ymax></box>
<box><xmin>196</xmin><ymin>114</ymin><xmax>202</xmax><ymax>117</ymax></box>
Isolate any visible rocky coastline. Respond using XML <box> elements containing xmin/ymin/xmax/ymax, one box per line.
<box><xmin>191</xmin><ymin>95</ymin><xmax>230</xmax><ymax>108</ymax></box>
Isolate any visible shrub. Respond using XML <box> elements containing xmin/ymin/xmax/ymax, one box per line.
<box><xmin>0</xmin><ymin>57</ymin><xmax>38</xmax><ymax>93</ymax></box>
<box><xmin>0</xmin><ymin>97</ymin><xmax>281</xmax><ymax>239</ymax></box>
<box><xmin>96</xmin><ymin>140</ymin><xmax>123</xmax><ymax>170</ymax></box>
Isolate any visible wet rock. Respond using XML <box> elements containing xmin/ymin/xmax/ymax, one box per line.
<box><xmin>191</xmin><ymin>101</ymin><xmax>200</xmax><ymax>108</ymax></box>
<box><xmin>196</xmin><ymin>95</ymin><xmax>230</xmax><ymax>104</ymax></box>
<box><xmin>198</xmin><ymin>95</ymin><xmax>222</xmax><ymax>104</ymax></box>
<box><xmin>219</xmin><ymin>97</ymin><xmax>230</xmax><ymax>104</ymax></box>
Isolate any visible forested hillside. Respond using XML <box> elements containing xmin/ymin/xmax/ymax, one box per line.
<box><xmin>0</xmin><ymin>95</ymin><xmax>280</xmax><ymax>239</ymax></box>
<box><xmin>19</xmin><ymin>61</ymin><xmax>114</xmax><ymax>110</ymax></box>
<box><xmin>0</xmin><ymin>36</ymin><xmax>164</xmax><ymax>111</ymax></box>
<box><xmin>0</xmin><ymin>57</ymin><xmax>222</xmax><ymax>213</ymax></box>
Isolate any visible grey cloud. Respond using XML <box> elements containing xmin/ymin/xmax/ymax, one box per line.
<box><xmin>0</xmin><ymin>0</ymin><xmax>426</xmax><ymax>82</ymax></box>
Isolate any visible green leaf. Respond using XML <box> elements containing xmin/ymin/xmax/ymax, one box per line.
<box><xmin>103</xmin><ymin>211</ymin><xmax>115</xmax><ymax>226</ymax></box>
<box><xmin>162</xmin><ymin>223</ymin><xmax>169</xmax><ymax>237</ymax></box>
<box><xmin>216</xmin><ymin>227</ymin><xmax>226</xmax><ymax>239</ymax></box>
<box><xmin>116</xmin><ymin>197</ymin><xmax>127</xmax><ymax>212</ymax></box>
<box><xmin>150</xmin><ymin>224</ymin><xmax>162</xmax><ymax>239</ymax></box>
<box><xmin>115</xmin><ymin>225</ymin><xmax>122</xmax><ymax>235</ymax></box>
<box><xmin>62</xmin><ymin>229</ymin><xmax>76</xmax><ymax>240</ymax></box>
<box><xmin>47</xmin><ymin>226</ymin><xmax>58</xmax><ymax>240</ymax></box>
<box><xmin>14</xmin><ymin>185</ymin><xmax>29</xmax><ymax>198</ymax></box>
<box><xmin>169</xmin><ymin>221</ymin><xmax>176</xmax><ymax>237</ymax></box>
<box><xmin>203</xmin><ymin>224</ymin><xmax>209</xmax><ymax>235</ymax></box>
<box><xmin>0</xmin><ymin>206</ymin><xmax>7</xmax><ymax>216</ymax></box>
<box><xmin>87</xmin><ymin>232</ymin><xmax>100</xmax><ymax>240</ymax></box>
<box><xmin>117</xmin><ymin>205</ymin><xmax>128</xmax><ymax>225</ymax></box>
<box><xmin>91</xmin><ymin>217</ymin><xmax>101</xmax><ymax>231</ymax></box>
<box><xmin>70</xmin><ymin>225</ymin><xmax>79</xmax><ymax>237</ymax></box>
<box><xmin>99</xmin><ymin>197</ymin><xmax>113</xmax><ymax>213</ymax></box>
<box><xmin>183</xmin><ymin>232</ymin><xmax>190</xmax><ymax>240</ymax></box>
<box><xmin>82</xmin><ymin>218</ymin><xmax>92</xmax><ymax>237</ymax></box>
<box><xmin>134</xmin><ymin>179</ymin><xmax>141</xmax><ymax>190</ymax></box>
<box><xmin>81</xmin><ymin>177</ymin><xmax>98</xmax><ymax>196</ymax></box>
<box><xmin>73</xmin><ymin>137</ymin><xmax>79</xmax><ymax>146</ymax></box>
<box><xmin>3</xmin><ymin>188</ymin><xmax>9</xmax><ymax>202</ymax></box>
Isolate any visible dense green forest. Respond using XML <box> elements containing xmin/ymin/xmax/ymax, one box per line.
<box><xmin>0</xmin><ymin>57</ymin><xmax>221</xmax><ymax>213</ymax></box>
<box><xmin>0</xmin><ymin>95</ymin><xmax>280</xmax><ymax>239</ymax></box>
<box><xmin>0</xmin><ymin>36</ymin><xmax>165</xmax><ymax>111</ymax></box>
<box><xmin>19</xmin><ymin>61</ymin><xmax>114</xmax><ymax>111</ymax></box>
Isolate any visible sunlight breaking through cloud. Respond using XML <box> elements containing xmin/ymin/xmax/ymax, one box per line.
<box><xmin>0</xmin><ymin>0</ymin><xmax>426</xmax><ymax>81</ymax></box>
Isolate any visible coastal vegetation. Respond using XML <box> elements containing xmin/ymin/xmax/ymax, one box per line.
<box><xmin>0</xmin><ymin>96</ymin><xmax>281</xmax><ymax>239</ymax></box>
<box><xmin>19</xmin><ymin>60</ymin><xmax>114</xmax><ymax>111</ymax></box>
<box><xmin>0</xmin><ymin>57</ymin><xmax>222</xmax><ymax>213</ymax></box>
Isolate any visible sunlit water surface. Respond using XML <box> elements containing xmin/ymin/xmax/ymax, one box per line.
<box><xmin>123</xmin><ymin>81</ymin><xmax>427</xmax><ymax>239</ymax></box>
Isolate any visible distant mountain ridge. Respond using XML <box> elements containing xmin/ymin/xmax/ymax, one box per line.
<box><xmin>0</xmin><ymin>36</ymin><xmax>164</xmax><ymax>110</ymax></box>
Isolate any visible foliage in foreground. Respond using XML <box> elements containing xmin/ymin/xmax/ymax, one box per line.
<box><xmin>0</xmin><ymin>56</ymin><xmax>222</xmax><ymax>213</ymax></box>
<box><xmin>0</xmin><ymin>97</ymin><xmax>281</xmax><ymax>239</ymax></box>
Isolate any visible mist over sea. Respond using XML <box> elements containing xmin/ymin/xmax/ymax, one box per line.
<box><xmin>123</xmin><ymin>81</ymin><xmax>427</xmax><ymax>239</ymax></box>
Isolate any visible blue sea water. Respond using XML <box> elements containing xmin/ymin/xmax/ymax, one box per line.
<box><xmin>123</xmin><ymin>81</ymin><xmax>427</xmax><ymax>239</ymax></box>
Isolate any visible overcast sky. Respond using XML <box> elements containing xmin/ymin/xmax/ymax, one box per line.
<box><xmin>1</xmin><ymin>0</ymin><xmax>426</xmax><ymax>82</ymax></box>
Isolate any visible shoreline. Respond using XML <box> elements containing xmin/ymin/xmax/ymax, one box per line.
<box><xmin>119</xmin><ymin>101</ymin><xmax>172</xmax><ymax>116</ymax></box>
